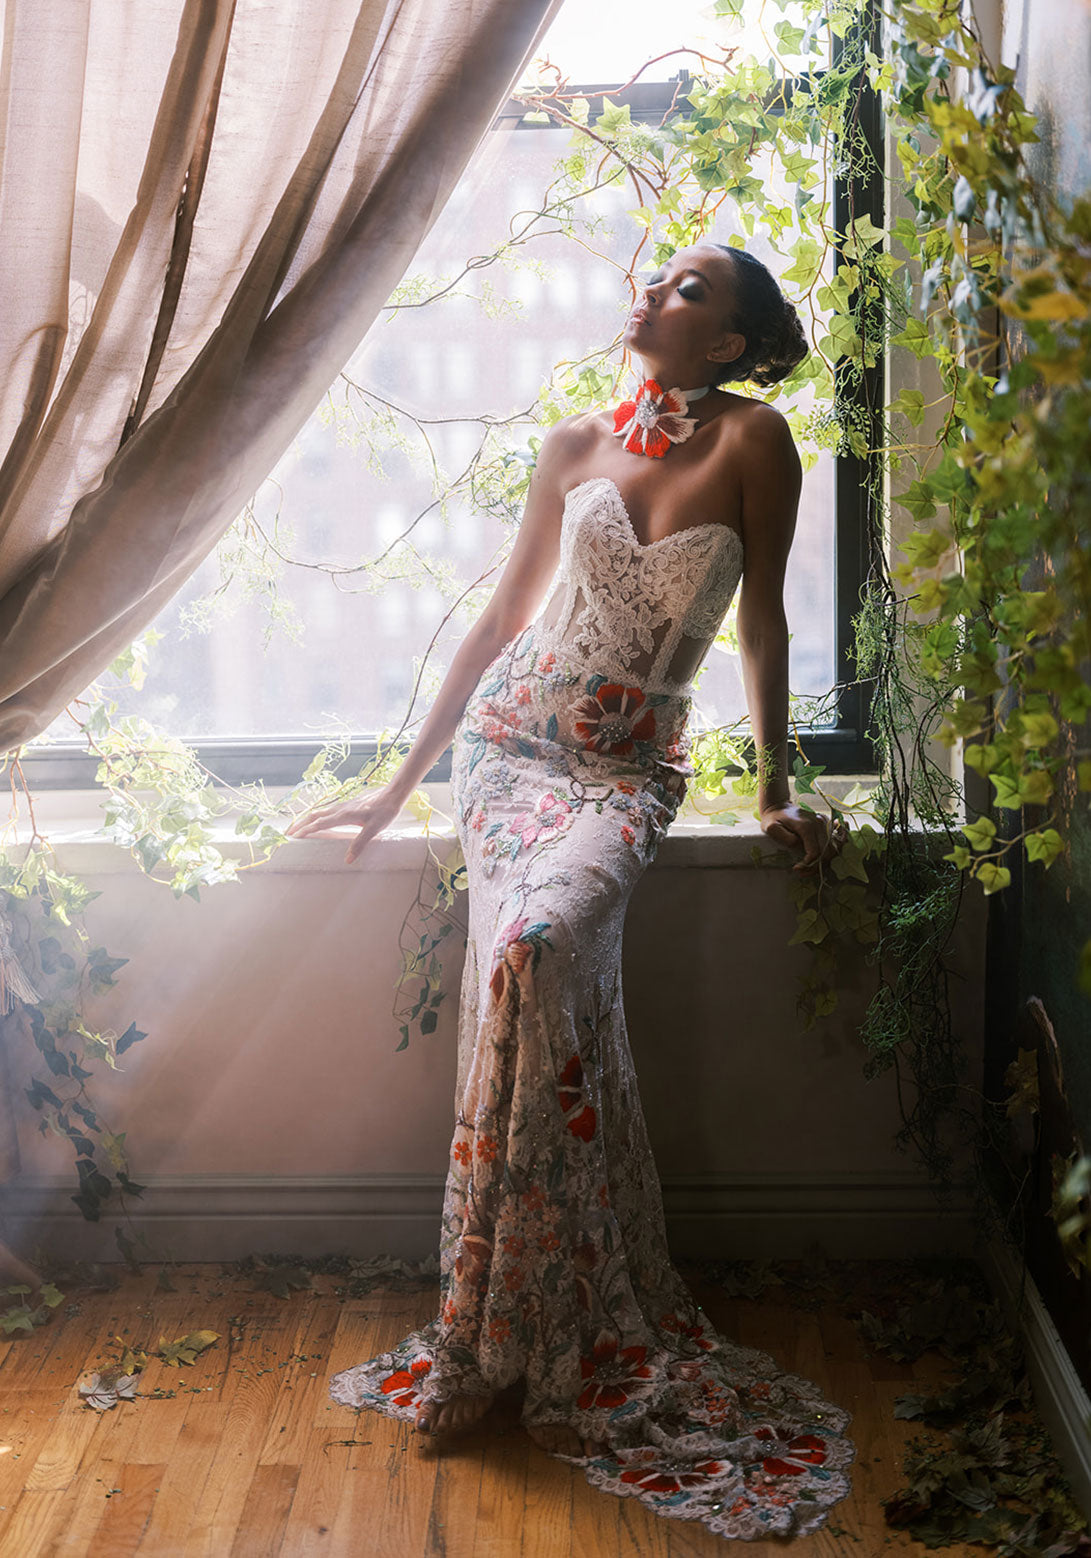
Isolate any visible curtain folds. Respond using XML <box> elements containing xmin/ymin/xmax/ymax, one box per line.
<box><xmin>0</xmin><ymin>0</ymin><xmax>559</xmax><ymax>754</ymax></box>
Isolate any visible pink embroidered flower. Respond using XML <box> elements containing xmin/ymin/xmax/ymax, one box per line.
<box><xmin>538</xmin><ymin>650</ymin><xmax>556</xmax><ymax>672</ymax></box>
<box><xmin>533</xmin><ymin>791</ymin><xmax>573</xmax><ymax>841</ymax></box>
<box><xmin>507</xmin><ymin>791</ymin><xmax>573</xmax><ymax>849</ymax></box>
<box><xmin>572</xmin><ymin>684</ymin><xmax>657</xmax><ymax>756</ymax></box>
<box><xmin>515</xmin><ymin>684</ymin><xmax>532</xmax><ymax>705</ymax></box>
<box><xmin>613</xmin><ymin>378</ymin><xmax>699</xmax><ymax>458</ymax></box>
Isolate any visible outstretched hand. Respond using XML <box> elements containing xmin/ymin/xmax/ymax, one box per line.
<box><xmin>760</xmin><ymin>801</ymin><xmax>848</xmax><ymax>874</ymax></box>
<box><xmin>284</xmin><ymin>785</ymin><xmax>406</xmax><ymax>865</ymax></box>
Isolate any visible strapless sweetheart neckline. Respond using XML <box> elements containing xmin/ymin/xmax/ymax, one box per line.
<box><xmin>565</xmin><ymin>476</ymin><xmax>744</xmax><ymax>555</ymax></box>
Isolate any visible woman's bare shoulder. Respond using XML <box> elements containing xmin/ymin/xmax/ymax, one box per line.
<box><xmin>714</xmin><ymin>393</ymin><xmax>799</xmax><ymax>475</ymax></box>
<box><xmin>533</xmin><ymin>411</ymin><xmax>610</xmax><ymax>485</ymax></box>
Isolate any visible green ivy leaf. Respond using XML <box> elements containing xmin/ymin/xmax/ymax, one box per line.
<box><xmin>1025</xmin><ymin>830</ymin><xmax>1063</xmax><ymax>867</ymax></box>
<box><xmin>975</xmin><ymin>862</ymin><xmax>1011</xmax><ymax>895</ymax></box>
<box><xmin>890</xmin><ymin>388</ymin><xmax>926</xmax><ymax>425</ymax></box>
<box><xmin>961</xmin><ymin>816</ymin><xmax>997</xmax><ymax>852</ymax></box>
<box><xmin>943</xmin><ymin>845</ymin><xmax>972</xmax><ymax>869</ymax></box>
<box><xmin>891</xmin><ymin>317</ymin><xmax>931</xmax><ymax>358</ymax></box>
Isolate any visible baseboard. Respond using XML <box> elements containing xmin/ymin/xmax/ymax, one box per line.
<box><xmin>980</xmin><ymin>1235</ymin><xmax>1091</xmax><ymax>1521</ymax></box>
<box><xmin>0</xmin><ymin>1167</ymin><xmax>975</xmax><ymax>1264</ymax></box>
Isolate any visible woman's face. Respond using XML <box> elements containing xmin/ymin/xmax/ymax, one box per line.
<box><xmin>621</xmin><ymin>244</ymin><xmax>744</xmax><ymax>376</ymax></box>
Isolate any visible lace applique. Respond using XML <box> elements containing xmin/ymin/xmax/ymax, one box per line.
<box><xmin>535</xmin><ymin>477</ymin><xmax>745</xmax><ymax>695</ymax></box>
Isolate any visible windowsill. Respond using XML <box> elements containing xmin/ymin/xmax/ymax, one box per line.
<box><xmin>5</xmin><ymin>776</ymin><xmax>910</xmax><ymax>875</ymax></box>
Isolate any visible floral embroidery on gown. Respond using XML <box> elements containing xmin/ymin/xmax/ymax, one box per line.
<box><xmin>329</xmin><ymin>476</ymin><xmax>857</xmax><ymax>1540</ymax></box>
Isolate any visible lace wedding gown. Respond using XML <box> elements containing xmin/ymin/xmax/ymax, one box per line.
<box><xmin>329</xmin><ymin>475</ymin><xmax>856</xmax><ymax>1541</ymax></box>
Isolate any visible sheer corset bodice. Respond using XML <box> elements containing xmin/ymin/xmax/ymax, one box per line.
<box><xmin>533</xmin><ymin>476</ymin><xmax>745</xmax><ymax>696</ymax></box>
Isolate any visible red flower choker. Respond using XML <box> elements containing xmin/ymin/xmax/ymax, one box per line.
<box><xmin>612</xmin><ymin>379</ymin><xmax>711</xmax><ymax>458</ymax></box>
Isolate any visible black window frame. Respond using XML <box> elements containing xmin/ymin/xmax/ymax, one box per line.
<box><xmin>18</xmin><ymin>38</ymin><xmax>880</xmax><ymax>793</ymax></box>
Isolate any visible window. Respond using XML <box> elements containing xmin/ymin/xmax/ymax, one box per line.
<box><xmin>24</xmin><ymin>0</ymin><xmax>880</xmax><ymax>789</ymax></box>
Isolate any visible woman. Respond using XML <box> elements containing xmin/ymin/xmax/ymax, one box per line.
<box><xmin>287</xmin><ymin>241</ymin><xmax>856</xmax><ymax>1541</ymax></box>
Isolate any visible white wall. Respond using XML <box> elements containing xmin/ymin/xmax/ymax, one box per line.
<box><xmin>0</xmin><ymin>805</ymin><xmax>986</xmax><ymax>1263</ymax></box>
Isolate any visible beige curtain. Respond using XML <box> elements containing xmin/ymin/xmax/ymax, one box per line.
<box><xmin>0</xmin><ymin>0</ymin><xmax>560</xmax><ymax>754</ymax></box>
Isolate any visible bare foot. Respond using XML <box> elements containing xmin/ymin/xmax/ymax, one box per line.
<box><xmin>527</xmin><ymin>1422</ymin><xmax>610</xmax><ymax>1459</ymax></box>
<box><xmin>414</xmin><ymin>1390</ymin><xmax>496</xmax><ymax>1439</ymax></box>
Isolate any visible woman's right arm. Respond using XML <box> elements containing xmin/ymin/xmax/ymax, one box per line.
<box><xmin>285</xmin><ymin>420</ymin><xmax>578</xmax><ymax>861</ymax></box>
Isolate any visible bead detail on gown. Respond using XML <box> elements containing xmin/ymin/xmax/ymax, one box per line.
<box><xmin>328</xmin><ymin>476</ymin><xmax>857</xmax><ymax>1540</ymax></box>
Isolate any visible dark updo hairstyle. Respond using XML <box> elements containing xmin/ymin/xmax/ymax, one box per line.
<box><xmin>706</xmin><ymin>243</ymin><xmax>808</xmax><ymax>388</ymax></box>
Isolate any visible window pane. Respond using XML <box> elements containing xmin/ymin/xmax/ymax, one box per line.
<box><xmin>34</xmin><ymin>0</ymin><xmax>836</xmax><ymax>751</ymax></box>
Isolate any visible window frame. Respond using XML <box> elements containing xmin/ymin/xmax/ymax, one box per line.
<box><xmin>19</xmin><ymin>38</ymin><xmax>881</xmax><ymax>792</ymax></box>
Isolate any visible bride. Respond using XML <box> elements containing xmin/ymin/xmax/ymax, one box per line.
<box><xmin>286</xmin><ymin>241</ymin><xmax>855</xmax><ymax>1542</ymax></box>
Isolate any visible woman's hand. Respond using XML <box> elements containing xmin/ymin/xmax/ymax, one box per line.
<box><xmin>284</xmin><ymin>784</ymin><xmax>408</xmax><ymax>865</ymax></box>
<box><xmin>760</xmin><ymin>801</ymin><xmax>847</xmax><ymax>874</ymax></box>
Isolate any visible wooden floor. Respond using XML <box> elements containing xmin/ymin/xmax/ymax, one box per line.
<box><xmin>0</xmin><ymin>1258</ymin><xmax>1016</xmax><ymax>1555</ymax></box>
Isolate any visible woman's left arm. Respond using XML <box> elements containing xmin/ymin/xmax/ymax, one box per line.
<box><xmin>735</xmin><ymin>405</ymin><xmax>840</xmax><ymax>874</ymax></box>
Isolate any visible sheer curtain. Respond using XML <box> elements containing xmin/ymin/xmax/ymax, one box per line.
<box><xmin>0</xmin><ymin>0</ymin><xmax>559</xmax><ymax>753</ymax></box>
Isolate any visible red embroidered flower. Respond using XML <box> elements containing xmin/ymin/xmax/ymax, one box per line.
<box><xmin>571</xmin><ymin>684</ymin><xmax>657</xmax><ymax>756</ymax></box>
<box><xmin>452</xmin><ymin>1139</ymin><xmax>472</xmax><ymax>1167</ymax></box>
<box><xmin>442</xmin><ymin>1296</ymin><xmax>457</xmax><ymax>1324</ymax></box>
<box><xmin>754</xmin><ymin>1426</ymin><xmax>829</xmax><ymax>1476</ymax></box>
<box><xmin>453</xmin><ymin>1232</ymin><xmax>493</xmax><ymax>1286</ymax></box>
<box><xmin>620</xmin><ymin>824</ymin><xmax>636</xmax><ymax>846</ymax></box>
<box><xmin>619</xmin><ymin>1458</ymin><xmax>725</xmax><ymax>1493</ymax></box>
<box><xmin>678</xmin><ymin>1317</ymin><xmax>717</xmax><ymax>1351</ymax></box>
<box><xmin>476</xmin><ymin>1133</ymin><xmax>498</xmax><ymax>1162</ymax></box>
<box><xmin>486</xmin><ymin>1315</ymin><xmax>511</xmax><ymax>1344</ymax></box>
<box><xmin>558</xmin><ymin>1052</ymin><xmax>597</xmax><ymax>1141</ymax></box>
<box><xmin>538</xmin><ymin>650</ymin><xmax>556</xmax><ymax>672</ymax></box>
<box><xmin>380</xmin><ymin>1354</ymin><xmax>432</xmax><ymax>1407</ymax></box>
<box><xmin>577</xmin><ymin>1332</ymin><xmax>654</xmax><ymax>1409</ymax></box>
<box><xmin>613</xmin><ymin>379</ymin><xmax>700</xmax><ymax>459</ymax></box>
<box><xmin>700</xmin><ymin>1383</ymin><xmax>732</xmax><ymax>1423</ymax></box>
